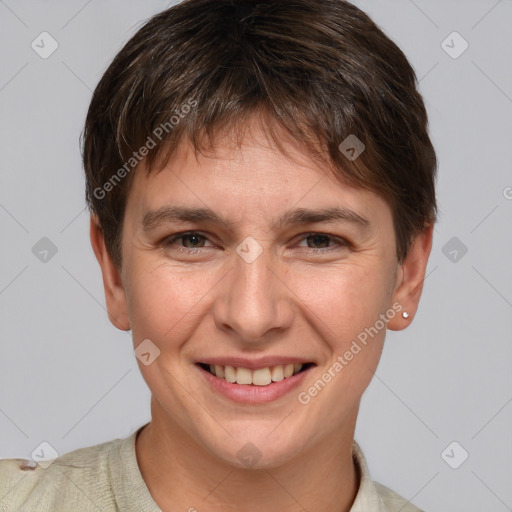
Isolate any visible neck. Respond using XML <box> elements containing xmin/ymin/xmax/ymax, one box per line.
<box><xmin>136</xmin><ymin>397</ymin><xmax>359</xmax><ymax>512</ymax></box>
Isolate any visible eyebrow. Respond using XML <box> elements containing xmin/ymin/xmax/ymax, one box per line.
<box><xmin>142</xmin><ymin>205</ymin><xmax>370</xmax><ymax>232</ymax></box>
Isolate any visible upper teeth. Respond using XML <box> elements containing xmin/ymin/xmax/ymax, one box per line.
<box><xmin>208</xmin><ymin>363</ymin><xmax>303</xmax><ymax>386</ymax></box>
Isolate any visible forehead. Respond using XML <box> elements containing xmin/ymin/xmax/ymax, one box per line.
<box><xmin>124</xmin><ymin>122</ymin><xmax>392</xmax><ymax>232</ymax></box>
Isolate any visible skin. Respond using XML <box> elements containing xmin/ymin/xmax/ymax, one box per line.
<box><xmin>90</xmin><ymin>117</ymin><xmax>433</xmax><ymax>512</ymax></box>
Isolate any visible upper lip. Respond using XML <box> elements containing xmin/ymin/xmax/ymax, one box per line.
<box><xmin>197</xmin><ymin>356</ymin><xmax>315</xmax><ymax>370</ymax></box>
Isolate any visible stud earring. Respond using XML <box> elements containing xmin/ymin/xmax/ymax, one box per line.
<box><xmin>402</xmin><ymin>311</ymin><xmax>409</xmax><ymax>319</ymax></box>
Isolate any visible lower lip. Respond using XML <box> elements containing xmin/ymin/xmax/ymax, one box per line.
<box><xmin>196</xmin><ymin>364</ymin><xmax>315</xmax><ymax>404</ymax></box>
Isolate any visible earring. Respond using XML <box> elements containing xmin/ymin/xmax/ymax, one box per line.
<box><xmin>402</xmin><ymin>311</ymin><xmax>409</xmax><ymax>319</ymax></box>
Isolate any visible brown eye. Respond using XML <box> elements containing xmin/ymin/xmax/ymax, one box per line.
<box><xmin>164</xmin><ymin>232</ymin><xmax>211</xmax><ymax>249</ymax></box>
<box><xmin>297</xmin><ymin>233</ymin><xmax>348</xmax><ymax>252</ymax></box>
<box><xmin>306</xmin><ymin>234</ymin><xmax>331</xmax><ymax>249</ymax></box>
<box><xmin>180</xmin><ymin>233</ymin><xmax>206</xmax><ymax>248</ymax></box>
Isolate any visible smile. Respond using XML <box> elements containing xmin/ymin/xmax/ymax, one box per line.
<box><xmin>195</xmin><ymin>361</ymin><xmax>316</xmax><ymax>403</ymax></box>
<box><xmin>197</xmin><ymin>362</ymin><xmax>315</xmax><ymax>386</ymax></box>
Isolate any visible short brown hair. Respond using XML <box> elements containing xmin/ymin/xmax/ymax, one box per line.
<box><xmin>82</xmin><ymin>0</ymin><xmax>437</xmax><ymax>268</ymax></box>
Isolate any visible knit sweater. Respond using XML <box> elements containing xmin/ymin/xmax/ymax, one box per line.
<box><xmin>0</xmin><ymin>424</ymin><xmax>424</xmax><ymax>511</ymax></box>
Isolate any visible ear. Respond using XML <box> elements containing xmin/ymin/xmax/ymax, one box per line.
<box><xmin>387</xmin><ymin>224</ymin><xmax>434</xmax><ymax>331</ymax></box>
<box><xmin>89</xmin><ymin>215</ymin><xmax>131</xmax><ymax>331</ymax></box>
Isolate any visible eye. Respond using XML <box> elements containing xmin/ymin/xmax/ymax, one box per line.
<box><xmin>160</xmin><ymin>231</ymin><xmax>349</xmax><ymax>256</ymax></box>
<box><xmin>296</xmin><ymin>233</ymin><xmax>348</xmax><ymax>252</ymax></box>
<box><xmin>163</xmin><ymin>231</ymin><xmax>213</xmax><ymax>250</ymax></box>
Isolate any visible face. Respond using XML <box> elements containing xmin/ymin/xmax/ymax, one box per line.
<box><xmin>92</xmin><ymin>118</ymin><xmax>431</xmax><ymax>469</ymax></box>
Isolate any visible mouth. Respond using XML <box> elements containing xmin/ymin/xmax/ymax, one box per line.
<box><xmin>196</xmin><ymin>362</ymin><xmax>316</xmax><ymax>387</ymax></box>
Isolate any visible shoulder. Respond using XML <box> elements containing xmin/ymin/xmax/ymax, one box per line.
<box><xmin>351</xmin><ymin>440</ymin><xmax>425</xmax><ymax>512</ymax></box>
<box><xmin>373</xmin><ymin>481</ymin><xmax>426</xmax><ymax>512</ymax></box>
<box><xmin>0</xmin><ymin>436</ymin><xmax>122</xmax><ymax>511</ymax></box>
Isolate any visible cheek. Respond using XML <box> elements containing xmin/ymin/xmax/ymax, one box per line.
<box><xmin>291</xmin><ymin>262</ymin><xmax>393</xmax><ymax>341</ymax></box>
<box><xmin>126</xmin><ymin>262</ymin><xmax>211</xmax><ymax>342</ymax></box>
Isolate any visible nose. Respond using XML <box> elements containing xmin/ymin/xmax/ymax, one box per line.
<box><xmin>212</xmin><ymin>246</ymin><xmax>294</xmax><ymax>344</ymax></box>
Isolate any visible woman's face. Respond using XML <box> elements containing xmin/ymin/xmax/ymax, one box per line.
<box><xmin>112</xmin><ymin>121</ymin><xmax>407</xmax><ymax>468</ymax></box>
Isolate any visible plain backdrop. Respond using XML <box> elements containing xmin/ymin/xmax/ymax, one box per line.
<box><xmin>0</xmin><ymin>1</ymin><xmax>511</xmax><ymax>511</ymax></box>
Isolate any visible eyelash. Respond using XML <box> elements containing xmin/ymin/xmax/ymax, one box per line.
<box><xmin>162</xmin><ymin>231</ymin><xmax>349</xmax><ymax>254</ymax></box>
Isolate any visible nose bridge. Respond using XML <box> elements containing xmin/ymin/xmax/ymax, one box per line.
<box><xmin>213</xmin><ymin>243</ymin><xmax>292</xmax><ymax>341</ymax></box>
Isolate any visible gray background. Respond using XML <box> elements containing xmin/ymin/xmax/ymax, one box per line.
<box><xmin>1</xmin><ymin>1</ymin><xmax>511</xmax><ymax>511</ymax></box>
